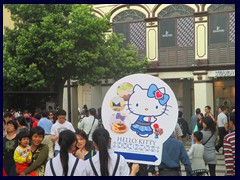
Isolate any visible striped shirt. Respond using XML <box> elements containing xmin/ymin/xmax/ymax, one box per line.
<box><xmin>224</xmin><ymin>131</ymin><xmax>235</xmax><ymax>176</ymax></box>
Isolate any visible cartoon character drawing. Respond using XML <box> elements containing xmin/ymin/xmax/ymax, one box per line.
<box><xmin>110</xmin><ymin>96</ymin><xmax>125</xmax><ymax>111</ymax></box>
<box><xmin>128</xmin><ymin>84</ymin><xmax>170</xmax><ymax>137</ymax></box>
<box><xmin>153</xmin><ymin>124</ymin><xmax>164</xmax><ymax>139</ymax></box>
<box><xmin>117</xmin><ymin>82</ymin><xmax>134</xmax><ymax>101</ymax></box>
<box><xmin>109</xmin><ymin>112</ymin><xmax>129</xmax><ymax>134</ymax></box>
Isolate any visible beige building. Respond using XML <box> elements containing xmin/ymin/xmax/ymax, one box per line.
<box><xmin>3</xmin><ymin>7</ymin><xmax>14</xmax><ymax>33</ymax></box>
<box><xmin>79</xmin><ymin>4</ymin><xmax>235</xmax><ymax>124</ymax></box>
<box><xmin>3</xmin><ymin>4</ymin><xmax>235</xmax><ymax>126</ymax></box>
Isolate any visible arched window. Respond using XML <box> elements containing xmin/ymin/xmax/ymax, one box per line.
<box><xmin>208</xmin><ymin>4</ymin><xmax>235</xmax><ymax>64</ymax></box>
<box><xmin>158</xmin><ymin>4</ymin><xmax>194</xmax><ymax>18</ymax></box>
<box><xmin>112</xmin><ymin>10</ymin><xmax>146</xmax><ymax>59</ymax></box>
<box><xmin>158</xmin><ymin>5</ymin><xmax>194</xmax><ymax>48</ymax></box>
<box><xmin>208</xmin><ymin>4</ymin><xmax>235</xmax><ymax>44</ymax></box>
<box><xmin>112</xmin><ymin>10</ymin><xmax>146</xmax><ymax>23</ymax></box>
<box><xmin>208</xmin><ymin>4</ymin><xmax>235</xmax><ymax>12</ymax></box>
<box><xmin>157</xmin><ymin>5</ymin><xmax>195</xmax><ymax>67</ymax></box>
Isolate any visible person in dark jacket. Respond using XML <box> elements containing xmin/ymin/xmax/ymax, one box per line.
<box><xmin>178</xmin><ymin>111</ymin><xmax>191</xmax><ymax>145</ymax></box>
<box><xmin>148</xmin><ymin>134</ymin><xmax>192</xmax><ymax>176</ymax></box>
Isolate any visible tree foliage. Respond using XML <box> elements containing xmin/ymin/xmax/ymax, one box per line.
<box><xmin>3</xmin><ymin>4</ymin><xmax>149</xmax><ymax>104</ymax></box>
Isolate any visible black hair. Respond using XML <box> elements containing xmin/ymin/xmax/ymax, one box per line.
<box><xmin>196</xmin><ymin>108</ymin><xmax>201</xmax><ymax>114</ymax></box>
<box><xmin>75</xmin><ymin>129</ymin><xmax>91</xmax><ymax>151</ymax></box>
<box><xmin>57</xmin><ymin>109</ymin><xmax>66</xmax><ymax>116</ymax></box>
<box><xmin>17</xmin><ymin>131</ymin><xmax>30</xmax><ymax>141</ymax></box>
<box><xmin>83</xmin><ymin>105</ymin><xmax>88</xmax><ymax>110</ymax></box>
<box><xmin>92</xmin><ymin>127</ymin><xmax>110</xmax><ymax>176</ymax></box>
<box><xmin>34</xmin><ymin>114</ymin><xmax>42</xmax><ymax>121</ymax></box>
<box><xmin>7</xmin><ymin>120</ymin><xmax>18</xmax><ymax>130</ymax></box>
<box><xmin>41</xmin><ymin>110</ymin><xmax>48</xmax><ymax>118</ymax></box>
<box><xmin>198</xmin><ymin>113</ymin><xmax>204</xmax><ymax>118</ymax></box>
<box><xmin>178</xmin><ymin>111</ymin><xmax>183</xmax><ymax>118</ymax></box>
<box><xmin>16</xmin><ymin>116</ymin><xmax>28</xmax><ymax>127</ymax></box>
<box><xmin>220</xmin><ymin>105</ymin><xmax>227</xmax><ymax>111</ymax></box>
<box><xmin>30</xmin><ymin>126</ymin><xmax>45</xmax><ymax>139</ymax></box>
<box><xmin>194</xmin><ymin>131</ymin><xmax>203</xmax><ymax>141</ymax></box>
<box><xmin>89</xmin><ymin>108</ymin><xmax>97</xmax><ymax>118</ymax></box>
<box><xmin>229</xmin><ymin>112</ymin><xmax>235</xmax><ymax>126</ymax></box>
<box><xmin>203</xmin><ymin>116</ymin><xmax>216</xmax><ymax>133</ymax></box>
<box><xmin>47</xmin><ymin>111</ymin><xmax>55</xmax><ymax>117</ymax></box>
<box><xmin>205</xmin><ymin>105</ymin><xmax>211</xmax><ymax>110</ymax></box>
<box><xmin>4</xmin><ymin>112</ymin><xmax>12</xmax><ymax>118</ymax></box>
<box><xmin>58</xmin><ymin>130</ymin><xmax>77</xmax><ymax>176</ymax></box>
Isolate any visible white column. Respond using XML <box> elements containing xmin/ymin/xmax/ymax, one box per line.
<box><xmin>193</xmin><ymin>72</ymin><xmax>214</xmax><ymax>113</ymax></box>
<box><xmin>146</xmin><ymin>18</ymin><xmax>158</xmax><ymax>61</ymax></box>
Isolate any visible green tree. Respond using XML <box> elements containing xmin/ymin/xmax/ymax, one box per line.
<box><xmin>4</xmin><ymin>4</ymin><xmax>149</xmax><ymax>107</ymax></box>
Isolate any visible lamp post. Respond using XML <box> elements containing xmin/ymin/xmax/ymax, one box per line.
<box><xmin>67</xmin><ymin>79</ymin><xmax>71</xmax><ymax>122</ymax></box>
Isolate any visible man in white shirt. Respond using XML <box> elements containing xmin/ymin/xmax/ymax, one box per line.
<box><xmin>50</xmin><ymin>109</ymin><xmax>75</xmax><ymax>157</ymax></box>
<box><xmin>215</xmin><ymin>105</ymin><xmax>228</xmax><ymax>153</ymax></box>
<box><xmin>78</xmin><ymin>108</ymin><xmax>99</xmax><ymax>148</ymax></box>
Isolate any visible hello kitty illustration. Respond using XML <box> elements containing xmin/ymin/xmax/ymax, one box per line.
<box><xmin>128</xmin><ymin>84</ymin><xmax>170</xmax><ymax>137</ymax></box>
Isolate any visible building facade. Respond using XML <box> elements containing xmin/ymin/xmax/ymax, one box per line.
<box><xmin>3</xmin><ymin>4</ymin><xmax>235</xmax><ymax>126</ymax></box>
<box><xmin>83</xmin><ymin>4</ymin><xmax>235</xmax><ymax>124</ymax></box>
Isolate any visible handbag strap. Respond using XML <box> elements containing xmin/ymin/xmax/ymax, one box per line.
<box><xmin>88</xmin><ymin>118</ymin><xmax>96</xmax><ymax>136</ymax></box>
<box><xmin>203</xmin><ymin>131</ymin><xmax>215</xmax><ymax>145</ymax></box>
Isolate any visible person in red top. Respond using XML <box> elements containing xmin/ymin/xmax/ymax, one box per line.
<box><xmin>223</xmin><ymin>112</ymin><xmax>235</xmax><ymax>176</ymax></box>
<box><xmin>32</xmin><ymin>114</ymin><xmax>42</xmax><ymax>128</ymax></box>
<box><xmin>3</xmin><ymin>168</ymin><xmax>7</xmax><ymax>176</ymax></box>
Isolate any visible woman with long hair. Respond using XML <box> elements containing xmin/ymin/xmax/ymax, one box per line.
<box><xmin>44</xmin><ymin>130</ymin><xmax>86</xmax><ymax>176</ymax></box>
<box><xmin>85</xmin><ymin>127</ymin><xmax>139</xmax><ymax>176</ymax></box>
<box><xmin>194</xmin><ymin>113</ymin><xmax>204</xmax><ymax>131</ymax></box>
<box><xmin>201</xmin><ymin>116</ymin><xmax>217</xmax><ymax>176</ymax></box>
<box><xmin>74</xmin><ymin>129</ymin><xmax>96</xmax><ymax>160</ymax></box>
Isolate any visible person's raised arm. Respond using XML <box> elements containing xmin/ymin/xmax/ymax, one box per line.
<box><xmin>129</xmin><ymin>163</ymin><xmax>139</xmax><ymax>176</ymax></box>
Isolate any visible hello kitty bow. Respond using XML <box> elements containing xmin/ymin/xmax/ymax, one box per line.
<box><xmin>147</xmin><ymin>84</ymin><xmax>169</xmax><ymax>105</ymax></box>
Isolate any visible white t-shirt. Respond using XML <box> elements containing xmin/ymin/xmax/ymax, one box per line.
<box><xmin>50</xmin><ymin>121</ymin><xmax>75</xmax><ymax>151</ymax></box>
<box><xmin>78</xmin><ymin>116</ymin><xmax>99</xmax><ymax>141</ymax></box>
<box><xmin>85</xmin><ymin>149</ymin><xmax>130</xmax><ymax>176</ymax></box>
<box><xmin>44</xmin><ymin>153</ymin><xmax>86</xmax><ymax>176</ymax></box>
<box><xmin>217</xmin><ymin>112</ymin><xmax>228</xmax><ymax>127</ymax></box>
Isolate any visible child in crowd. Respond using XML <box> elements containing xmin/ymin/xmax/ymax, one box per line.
<box><xmin>188</xmin><ymin>131</ymin><xmax>207</xmax><ymax>176</ymax></box>
<box><xmin>14</xmin><ymin>131</ymin><xmax>36</xmax><ymax>176</ymax></box>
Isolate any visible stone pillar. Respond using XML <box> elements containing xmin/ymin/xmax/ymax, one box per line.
<box><xmin>193</xmin><ymin>11</ymin><xmax>214</xmax><ymax>113</ymax></box>
<box><xmin>145</xmin><ymin>17</ymin><xmax>158</xmax><ymax>67</ymax></box>
<box><xmin>193</xmin><ymin>71</ymin><xmax>214</xmax><ymax>113</ymax></box>
<box><xmin>194</xmin><ymin>11</ymin><xmax>208</xmax><ymax>63</ymax></box>
<box><xmin>183</xmin><ymin>79</ymin><xmax>192</xmax><ymax>122</ymax></box>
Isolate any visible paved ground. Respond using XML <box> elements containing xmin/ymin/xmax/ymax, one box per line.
<box><xmin>180</xmin><ymin>141</ymin><xmax>226</xmax><ymax>176</ymax></box>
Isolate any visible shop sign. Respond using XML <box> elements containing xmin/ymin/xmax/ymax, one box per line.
<box><xmin>162</xmin><ymin>31</ymin><xmax>173</xmax><ymax>37</ymax></box>
<box><xmin>215</xmin><ymin>70</ymin><xmax>235</xmax><ymax>77</ymax></box>
<box><xmin>212</xmin><ymin>26</ymin><xmax>225</xmax><ymax>33</ymax></box>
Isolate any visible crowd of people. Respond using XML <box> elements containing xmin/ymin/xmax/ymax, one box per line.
<box><xmin>3</xmin><ymin>104</ymin><xmax>235</xmax><ymax>176</ymax></box>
